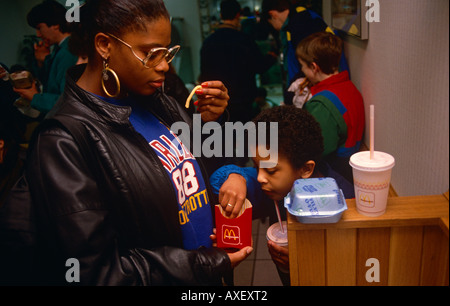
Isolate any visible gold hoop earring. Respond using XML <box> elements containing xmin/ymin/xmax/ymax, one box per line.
<box><xmin>101</xmin><ymin>60</ymin><xmax>120</xmax><ymax>98</ymax></box>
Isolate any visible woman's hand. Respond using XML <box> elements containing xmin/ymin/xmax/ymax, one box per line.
<box><xmin>227</xmin><ymin>246</ymin><xmax>253</xmax><ymax>268</ymax></box>
<box><xmin>218</xmin><ymin>173</ymin><xmax>247</xmax><ymax>218</ymax></box>
<box><xmin>194</xmin><ymin>81</ymin><xmax>228</xmax><ymax>122</ymax></box>
<box><xmin>210</xmin><ymin>228</ymin><xmax>253</xmax><ymax>268</ymax></box>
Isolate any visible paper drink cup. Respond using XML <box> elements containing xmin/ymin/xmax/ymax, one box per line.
<box><xmin>266</xmin><ymin>221</ymin><xmax>288</xmax><ymax>247</ymax></box>
<box><xmin>349</xmin><ymin>151</ymin><xmax>395</xmax><ymax>217</ymax></box>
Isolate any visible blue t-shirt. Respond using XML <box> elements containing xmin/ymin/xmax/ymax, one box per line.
<box><xmin>97</xmin><ymin>95</ymin><xmax>213</xmax><ymax>250</ymax></box>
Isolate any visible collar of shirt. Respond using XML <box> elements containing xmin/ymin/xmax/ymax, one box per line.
<box><xmin>310</xmin><ymin>70</ymin><xmax>350</xmax><ymax>96</ymax></box>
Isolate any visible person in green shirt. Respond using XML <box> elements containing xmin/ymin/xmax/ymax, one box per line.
<box><xmin>13</xmin><ymin>0</ymin><xmax>78</xmax><ymax>115</ymax></box>
<box><xmin>297</xmin><ymin>32</ymin><xmax>365</xmax><ymax>184</ymax></box>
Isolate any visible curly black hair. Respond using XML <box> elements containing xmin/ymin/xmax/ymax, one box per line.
<box><xmin>252</xmin><ymin>105</ymin><xmax>323</xmax><ymax>169</ymax></box>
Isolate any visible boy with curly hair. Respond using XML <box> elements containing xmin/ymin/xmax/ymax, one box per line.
<box><xmin>210</xmin><ymin>105</ymin><xmax>354</xmax><ymax>285</ymax></box>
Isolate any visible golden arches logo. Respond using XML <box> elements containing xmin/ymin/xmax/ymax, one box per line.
<box><xmin>222</xmin><ymin>225</ymin><xmax>240</xmax><ymax>245</ymax></box>
<box><xmin>224</xmin><ymin>229</ymin><xmax>238</xmax><ymax>240</ymax></box>
<box><xmin>360</xmin><ymin>195</ymin><xmax>374</xmax><ymax>204</ymax></box>
<box><xmin>358</xmin><ymin>191</ymin><xmax>375</xmax><ymax>208</ymax></box>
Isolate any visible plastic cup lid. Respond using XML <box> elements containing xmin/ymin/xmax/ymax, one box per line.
<box><xmin>349</xmin><ymin>151</ymin><xmax>395</xmax><ymax>172</ymax></box>
<box><xmin>266</xmin><ymin>222</ymin><xmax>288</xmax><ymax>245</ymax></box>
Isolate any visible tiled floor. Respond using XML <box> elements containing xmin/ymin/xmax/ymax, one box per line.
<box><xmin>233</xmin><ymin>217</ymin><xmax>284</xmax><ymax>286</ymax></box>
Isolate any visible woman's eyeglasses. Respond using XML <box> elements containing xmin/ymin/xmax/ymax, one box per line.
<box><xmin>107</xmin><ymin>33</ymin><xmax>180</xmax><ymax>68</ymax></box>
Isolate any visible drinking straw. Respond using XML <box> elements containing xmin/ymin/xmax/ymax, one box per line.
<box><xmin>274</xmin><ymin>200</ymin><xmax>284</xmax><ymax>233</ymax></box>
<box><xmin>370</xmin><ymin>105</ymin><xmax>375</xmax><ymax>159</ymax></box>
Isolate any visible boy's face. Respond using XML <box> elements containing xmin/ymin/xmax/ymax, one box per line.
<box><xmin>299</xmin><ymin>58</ymin><xmax>320</xmax><ymax>85</ymax></box>
<box><xmin>252</xmin><ymin>149</ymin><xmax>314</xmax><ymax>202</ymax></box>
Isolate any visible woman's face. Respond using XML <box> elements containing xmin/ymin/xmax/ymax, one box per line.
<box><xmin>108</xmin><ymin>17</ymin><xmax>172</xmax><ymax>96</ymax></box>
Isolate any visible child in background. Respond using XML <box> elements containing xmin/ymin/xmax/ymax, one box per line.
<box><xmin>297</xmin><ymin>31</ymin><xmax>365</xmax><ymax>184</ymax></box>
<box><xmin>210</xmin><ymin>105</ymin><xmax>354</xmax><ymax>285</ymax></box>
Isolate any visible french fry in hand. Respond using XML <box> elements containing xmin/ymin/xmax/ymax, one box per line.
<box><xmin>299</xmin><ymin>78</ymin><xmax>311</xmax><ymax>95</ymax></box>
<box><xmin>185</xmin><ymin>85</ymin><xmax>203</xmax><ymax>108</ymax></box>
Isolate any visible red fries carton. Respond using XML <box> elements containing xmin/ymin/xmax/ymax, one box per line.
<box><xmin>215</xmin><ymin>199</ymin><xmax>252</xmax><ymax>249</ymax></box>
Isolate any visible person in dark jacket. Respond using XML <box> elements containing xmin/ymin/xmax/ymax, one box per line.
<box><xmin>200</xmin><ymin>0</ymin><xmax>277</xmax><ymax>124</ymax></box>
<box><xmin>200</xmin><ymin>0</ymin><xmax>277</xmax><ymax>171</ymax></box>
<box><xmin>1</xmin><ymin>0</ymin><xmax>252</xmax><ymax>285</ymax></box>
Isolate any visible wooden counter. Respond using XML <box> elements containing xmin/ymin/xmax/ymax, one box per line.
<box><xmin>287</xmin><ymin>193</ymin><xmax>449</xmax><ymax>286</ymax></box>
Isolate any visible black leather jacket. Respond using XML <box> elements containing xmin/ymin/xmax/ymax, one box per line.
<box><xmin>25</xmin><ymin>64</ymin><xmax>231</xmax><ymax>285</ymax></box>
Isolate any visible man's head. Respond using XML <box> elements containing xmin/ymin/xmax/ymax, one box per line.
<box><xmin>27</xmin><ymin>0</ymin><xmax>70</xmax><ymax>45</ymax></box>
<box><xmin>296</xmin><ymin>31</ymin><xmax>343</xmax><ymax>84</ymax></box>
<box><xmin>251</xmin><ymin>105</ymin><xmax>324</xmax><ymax>201</ymax></box>
<box><xmin>261</xmin><ymin>0</ymin><xmax>291</xmax><ymax>31</ymax></box>
<box><xmin>220</xmin><ymin>0</ymin><xmax>241</xmax><ymax>21</ymax></box>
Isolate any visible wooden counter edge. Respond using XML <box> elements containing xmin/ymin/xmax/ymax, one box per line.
<box><xmin>287</xmin><ymin>193</ymin><xmax>449</xmax><ymax>232</ymax></box>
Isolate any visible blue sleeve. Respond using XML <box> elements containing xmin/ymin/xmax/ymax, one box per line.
<box><xmin>209</xmin><ymin>165</ymin><xmax>266</xmax><ymax>212</ymax></box>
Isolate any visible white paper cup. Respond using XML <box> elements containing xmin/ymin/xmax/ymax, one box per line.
<box><xmin>350</xmin><ymin>151</ymin><xmax>395</xmax><ymax>217</ymax></box>
<box><xmin>266</xmin><ymin>221</ymin><xmax>288</xmax><ymax>247</ymax></box>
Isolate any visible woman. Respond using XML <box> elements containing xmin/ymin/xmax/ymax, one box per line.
<box><xmin>19</xmin><ymin>0</ymin><xmax>252</xmax><ymax>285</ymax></box>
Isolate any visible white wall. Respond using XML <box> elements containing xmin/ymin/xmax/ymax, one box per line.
<box><xmin>335</xmin><ymin>0</ymin><xmax>449</xmax><ymax>196</ymax></box>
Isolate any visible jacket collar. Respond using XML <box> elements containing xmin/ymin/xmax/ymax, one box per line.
<box><xmin>311</xmin><ymin>71</ymin><xmax>350</xmax><ymax>96</ymax></box>
<box><xmin>51</xmin><ymin>64</ymin><xmax>133</xmax><ymax>125</ymax></box>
